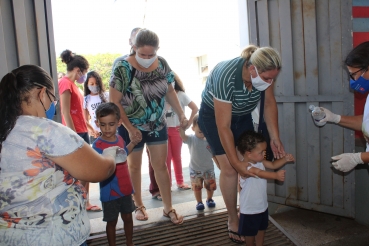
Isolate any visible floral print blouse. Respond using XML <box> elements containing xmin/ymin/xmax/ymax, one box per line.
<box><xmin>0</xmin><ymin>116</ymin><xmax>89</xmax><ymax>246</ymax></box>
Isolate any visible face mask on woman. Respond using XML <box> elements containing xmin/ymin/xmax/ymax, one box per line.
<box><xmin>40</xmin><ymin>97</ymin><xmax>55</xmax><ymax>120</ymax></box>
<box><xmin>251</xmin><ymin>68</ymin><xmax>273</xmax><ymax>91</ymax></box>
<box><xmin>88</xmin><ymin>85</ymin><xmax>99</xmax><ymax>94</ymax></box>
<box><xmin>350</xmin><ymin>72</ymin><xmax>369</xmax><ymax>93</ymax></box>
<box><xmin>135</xmin><ymin>53</ymin><xmax>157</xmax><ymax>68</ymax></box>
<box><xmin>77</xmin><ymin>73</ymin><xmax>87</xmax><ymax>84</ymax></box>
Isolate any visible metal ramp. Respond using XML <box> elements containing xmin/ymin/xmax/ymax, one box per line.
<box><xmin>87</xmin><ymin>210</ymin><xmax>297</xmax><ymax>245</ymax></box>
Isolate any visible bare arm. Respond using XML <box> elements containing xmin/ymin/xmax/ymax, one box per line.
<box><xmin>264</xmin><ymin>86</ymin><xmax>285</xmax><ymax>159</ymax></box>
<box><xmin>186</xmin><ymin>101</ymin><xmax>199</xmax><ymax>129</ymax></box>
<box><xmin>179</xmin><ymin>127</ymin><xmax>189</xmax><ymax>142</ymax></box>
<box><xmin>248</xmin><ymin>167</ymin><xmax>285</xmax><ymax>181</ymax></box>
<box><xmin>48</xmin><ymin>142</ymin><xmax>115</xmax><ymax>182</ymax></box>
<box><xmin>60</xmin><ymin>91</ymin><xmax>76</xmax><ymax>132</ymax></box>
<box><xmin>109</xmin><ymin>86</ymin><xmax>142</xmax><ymax>142</ymax></box>
<box><xmin>126</xmin><ymin>142</ymin><xmax>136</xmax><ymax>154</ymax></box>
<box><xmin>84</xmin><ymin>108</ymin><xmax>98</xmax><ymax>137</ymax></box>
<box><xmin>338</xmin><ymin>115</ymin><xmax>363</xmax><ymax>131</ymax></box>
<box><xmin>166</xmin><ymin>86</ymin><xmax>187</xmax><ymax>128</ymax></box>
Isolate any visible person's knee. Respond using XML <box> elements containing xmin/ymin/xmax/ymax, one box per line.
<box><xmin>121</xmin><ymin>213</ymin><xmax>133</xmax><ymax>223</ymax></box>
<box><xmin>220</xmin><ymin>166</ymin><xmax>238</xmax><ymax>177</ymax></box>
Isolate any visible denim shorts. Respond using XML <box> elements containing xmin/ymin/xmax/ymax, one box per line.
<box><xmin>118</xmin><ymin>125</ymin><xmax>168</xmax><ymax>151</ymax></box>
<box><xmin>102</xmin><ymin>195</ymin><xmax>135</xmax><ymax>222</ymax></box>
<box><xmin>238</xmin><ymin>209</ymin><xmax>269</xmax><ymax>236</ymax></box>
<box><xmin>198</xmin><ymin>102</ymin><xmax>254</xmax><ymax>155</ymax></box>
<box><xmin>190</xmin><ymin>167</ymin><xmax>217</xmax><ymax>191</ymax></box>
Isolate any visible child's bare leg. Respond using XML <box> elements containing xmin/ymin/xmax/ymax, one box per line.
<box><xmin>106</xmin><ymin>219</ymin><xmax>118</xmax><ymax>246</ymax></box>
<box><xmin>245</xmin><ymin>236</ymin><xmax>256</xmax><ymax>246</ymax></box>
<box><xmin>121</xmin><ymin>213</ymin><xmax>134</xmax><ymax>246</ymax></box>
<box><xmin>194</xmin><ymin>188</ymin><xmax>202</xmax><ymax>203</ymax></box>
<box><xmin>206</xmin><ymin>189</ymin><xmax>214</xmax><ymax>200</ymax></box>
<box><xmin>255</xmin><ymin>230</ymin><xmax>265</xmax><ymax>246</ymax></box>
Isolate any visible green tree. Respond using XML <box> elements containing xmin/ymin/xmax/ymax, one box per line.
<box><xmin>56</xmin><ymin>53</ymin><xmax>121</xmax><ymax>90</ymax></box>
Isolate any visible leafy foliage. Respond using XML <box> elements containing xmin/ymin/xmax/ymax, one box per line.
<box><xmin>56</xmin><ymin>53</ymin><xmax>122</xmax><ymax>90</ymax></box>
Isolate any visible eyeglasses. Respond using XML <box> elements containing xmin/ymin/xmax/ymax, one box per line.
<box><xmin>34</xmin><ymin>82</ymin><xmax>59</xmax><ymax>106</ymax></box>
<box><xmin>46</xmin><ymin>90</ymin><xmax>59</xmax><ymax>106</ymax></box>
<box><xmin>349</xmin><ymin>68</ymin><xmax>367</xmax><ymax>81</ymax></box>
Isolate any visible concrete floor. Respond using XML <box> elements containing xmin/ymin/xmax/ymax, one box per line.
<box><xmin>87</xmin><ymin>146</ymin><xmax>369</xmax><ymax>245</ymax></box>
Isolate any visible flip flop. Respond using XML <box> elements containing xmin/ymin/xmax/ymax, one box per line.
<box><xmin>228</xmin><ymin>229</ymin><xmax>244</xmax><ymax>244</ymax></box>
<box><xmin>152</xmin><ymin>193</ymin><xmax>162</xmax><ymax>201</ymax></box>
<box><xmin>86</xmin><ymin>205</ymin><xmax>102</xmax><ymax>212</ymax></box>
<box><xmin>177</xmin><ymin>183</ymin><xmax>191</xmax><ymax>190</ymax></box>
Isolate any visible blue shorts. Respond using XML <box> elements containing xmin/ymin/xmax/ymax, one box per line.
<box><xmin>238</xmin><ymin>209</ymin><xmax>269</xmax><ymax>236</ymax></box>
<box><xmin>198</xmin><ymin>102</ymin><xmax>254</xmax><ymax>155</ymax></box>
<box><xmin>118</xmin><ymin>125</ymin><xmax>168</xmax><ymax>151</ymax></box>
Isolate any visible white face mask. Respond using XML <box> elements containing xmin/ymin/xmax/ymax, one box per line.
<box><xmin>251</xmin><ymin>68</ymin><xmax>272</xmax><ymax>91</ymax></box>
<box><xmin>135</xmin><ymin>53</ymin><xmax>157</xmax><ymax>68</ymax></box>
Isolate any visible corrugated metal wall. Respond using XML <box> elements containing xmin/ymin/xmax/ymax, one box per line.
<box><xmin>0</xmin><ymin>0</ymin><xmax>60</xmax><ymax>121</ymax></box>
<box><xmin>247</xmin><ymin>0</ymin><xmax>355</xmax><ymax>217</ymax></box>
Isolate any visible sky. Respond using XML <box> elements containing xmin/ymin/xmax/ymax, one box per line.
<box><xmin>51</xmin><ymin>0</ymin><xmax>243</xmax><ymax>57</ymax></box>
<box><xmin>51</xmin><ymin>0</ymin><xmax>246</xmax><ymax>106</ymax></box>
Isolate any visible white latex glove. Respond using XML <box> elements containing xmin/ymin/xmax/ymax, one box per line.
<box><xmin>331</xmin><ymin>153</ymin><xmax>363</xmax><ymax>172</ymax></box>
<box><xmin>102</xmin><ymin>146</ymin><xmax>119</xmax><ymax>163</ymax></box>
<box><xmin>319</xmin><ymin>107</ymin><xmax>341</xmax><ymax>124</ymax></box>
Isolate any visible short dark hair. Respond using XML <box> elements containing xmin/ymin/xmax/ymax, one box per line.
<box><xmin>345</xmin><ymin>41</ymin><xmax>369</xmax><ymax>69</ymax></box>
<box><xmin>95</xmin><ymin>103</ymin><xmax>120</xmax><ymax>121</ymax></box>
<box><xmin>237</xmin><ymin>130</ymin><xmax>266</xmax><ymax>155</ymax></box>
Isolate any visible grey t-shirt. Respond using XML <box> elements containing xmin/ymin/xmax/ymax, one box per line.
<box><xmin>184</xmin><ymin>134</ymin><xmax>214</xmax><ymax>172</ymax></box>
<box><xmin>112</xmin><ymin>54</ymin><xmax>129</xmax><ymax>72</ymax></box>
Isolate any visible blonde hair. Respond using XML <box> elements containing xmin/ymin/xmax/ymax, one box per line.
<box><xmin>241</xmin><ymin>45</ymin><xmax>281</xmax><ymax>73</ymax></box>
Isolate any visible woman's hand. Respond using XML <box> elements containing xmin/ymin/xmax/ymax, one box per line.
<box><xmin>270</xmin><ymin>138</ymin><xmax>286</xmax><ymax>159</ymax></box>
<box><xmin>128</xmin><ymin>126</ymin><xmax>142</xmax><ymax>143</ymax></box>
<box><xmin>331</xmin><ymin>153</ymin><xmax>363</xmax><ymax>172</ymax></box>
<box><xmin>179</xmin><ymin>114</ymin><xmax>189</xmax><ymax>130</ymax></box>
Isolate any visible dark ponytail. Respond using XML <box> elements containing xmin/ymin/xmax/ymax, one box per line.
<box><xmin>0</xmin><ymin>65</ymin><xmax>53</xmax><ymax>152</ymax></box>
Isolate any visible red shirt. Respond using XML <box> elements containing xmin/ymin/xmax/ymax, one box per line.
<box><xmin>58</xmin><ymin>76</ymin><xmax>88</xmax><ymax>133</ymax></box>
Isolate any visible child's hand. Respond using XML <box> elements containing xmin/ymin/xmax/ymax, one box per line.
<box><xmin>284</xmin><ymin>154</ymin><xmax>295</xmax><ymax>163</ymax></box>
<box><xmin>276</xmin><ymin>170</ymin><xmax>285</xmax><ymax>181</ymax></box>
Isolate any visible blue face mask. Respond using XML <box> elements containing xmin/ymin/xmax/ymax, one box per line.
<box><xmin>40</xmin><ymin>95</ymin><xmax>56</xmax><ymax>120</ymax></box>
<box><xmin>350</xmin><ymin>75</ymin><xmax>369</xmax><ymax>93</ymax></box>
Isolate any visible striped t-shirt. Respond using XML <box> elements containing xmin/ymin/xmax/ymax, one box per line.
<box><xmin>201</xmin><ymin>57</ymin><xmax>261</xmax><ymax>116</ymax></box>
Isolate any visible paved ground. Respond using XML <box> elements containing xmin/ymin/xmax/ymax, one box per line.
<box><xmin>87</xmin><ymin>146</ymin><xmax>369</xmax><ymax>245</ymax></box>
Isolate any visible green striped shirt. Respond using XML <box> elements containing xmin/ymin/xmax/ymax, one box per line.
<box><xmin>201</xmin><ymin>57</ymin><xmax>261</xmax><ymax>116</ymax></box>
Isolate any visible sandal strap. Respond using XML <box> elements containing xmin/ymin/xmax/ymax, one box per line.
<box><xmin>164</xmin><ymin>209</ymin><xmax>178</xmax><ymax>220</ymax></box>
<box><xmin>135</xmin><ymin>206</ymin><xmax>146</xmax><ymax>213</ymax></box>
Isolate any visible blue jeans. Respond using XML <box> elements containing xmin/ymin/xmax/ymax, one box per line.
<box><xmin>198</xmin><ymin>102</ymin><xmax>254</xmax><ymax>155</ymax></box>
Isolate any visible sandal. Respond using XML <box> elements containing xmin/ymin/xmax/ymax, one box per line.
<box><xmin>228</xmin><ymin>229</ymin><xmax>244</xmax><ymax>244</ymax></box>
<box><xmin>135</xmin><ymin>206</ymin><xmax>148</xmax><ymax>221</ymax></box>
<box><xmin>177</xmin><ymin>183</ymin><xmax>191</xmax><ymax>190</ymax></box>
<box><xmin>152</xmin><ymin>193</ymin><xmax>162</xmax><ymax>201</ymax></box>
<box><xmin>163</xmin><ymin>209</ymin><xmax>184</xmax><ymax>225</ymax></box>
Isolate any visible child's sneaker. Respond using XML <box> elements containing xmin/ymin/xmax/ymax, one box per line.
<box><xmin>196</xmin><ymin>202</ymin><xmax>205</xmax><ymax>210</ymax></box>
<box><xmin>206</xmin><ymin>199</ymin><xmax>216</xmax><ymax>208</ymax></box>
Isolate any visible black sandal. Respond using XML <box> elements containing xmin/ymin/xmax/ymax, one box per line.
<box><xmin>228</xmin><ymin>229</ymin><xmax>244</xmax><ymax>244</ymax></box>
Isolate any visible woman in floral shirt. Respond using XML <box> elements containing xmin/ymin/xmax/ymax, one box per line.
<box><xmin>0</xmin><ymin>65</ymin><xmax>117</xmax><ymax>246</ymax></box>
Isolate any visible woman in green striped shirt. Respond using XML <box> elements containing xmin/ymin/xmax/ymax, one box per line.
<box><xmin>198</xmin><ymin>45</ymin><xmax>286</xmax><ymax>244</ymax></box>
